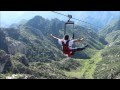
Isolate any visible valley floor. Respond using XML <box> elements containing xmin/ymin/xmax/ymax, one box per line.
<box><xmin>63</xmin><ymin>50</ymin><xmax>103</xmax><ymax>79</ymax></box>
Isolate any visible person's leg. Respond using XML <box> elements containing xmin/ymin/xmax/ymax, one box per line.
<box><xmin>71</xmin><ymin>45</ymin><xmax>88</xmax><ymax>54</ymax></box>
<box><xmin>77</xmin><ymin>45</ymin><xmax>89</xmax><ymax>51</ymax></box>
<box><xmin>69</xmin><ymin>45</ymin><xmax>89</xmax><ymax>56</ymax></box>
<box><xmin>70</xmin><ymin>49</ymin><xmax>77</xmax><ymax>55</ymax></box>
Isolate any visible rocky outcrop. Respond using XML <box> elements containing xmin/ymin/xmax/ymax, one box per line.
<box><xmin>0</xmin><ymin>50</ymin><xmax>10</xmax><ymax>73</ymax></box>
<box><xmin>5</xmin><ymin>37</ymin><xmax>27</xmax><ymax>55</ymax></box>
<box><xmin>114</xmin><ymin>73</ymin><xmax>120</xmax><ymax>79</ymax></box>
<box><xmin>0</xmin><ymin>49</ymin><xmax>29</xmax><ymax>74</ymax></box>
<box><xmin>0</xmin><ymin>29</ymin><xmax>8</xmax><ymax>53</ymax></box>
<box><xmin>5</xmin><ymin>74</ymin><xmax>37</xmax><ymax>79</ymax></box>
<box><xmin>0</xmin><ymin>28</ymin><xmax>27</xmax><ymax>55</ymax></box>
<box><xmin>2</xmin><ymin>53</ymin><xmax>29</xmax><ymax>74</ymax></box>
<box><xmin>12</xmin><ymin>53</ymin><xmax>29</xmax><ymax>66</ymax></box>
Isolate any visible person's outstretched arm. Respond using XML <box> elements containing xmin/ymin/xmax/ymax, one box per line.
<box><xmin>73</xmin><ymin>38</ymin><xmax>84</xmax><ymax>43</ymax></box>
<box><xmin>50</xmin><ymin>34</ymin><xmax>60</xmax><ymax>40</ymax></box>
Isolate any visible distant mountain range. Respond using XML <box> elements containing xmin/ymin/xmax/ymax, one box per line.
<box><xmin>1</xmin><ymin>11</ymin><xmax>120</xmax><ymax>31</ymax></box>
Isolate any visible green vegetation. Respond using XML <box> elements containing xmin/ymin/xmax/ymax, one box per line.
<box><xmin>93</xmin><ymin>19</ymin><xmax>120</xmax><ymax>79</ymax></box>
<box><xmin>0</xmin><ymin>15</ymin><xmax>120</xmax><ymax>79</ymax></box>
<box><xmin>93</xmin><ymin>46</ymin><xmax>120</xmax><ymax>79</ymax></box>
<box><xmin>64</xmin><ymin>50</ymin><xmax>102</xmax><ymax>79</ymax></box>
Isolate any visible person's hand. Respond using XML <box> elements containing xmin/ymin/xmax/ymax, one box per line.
<box><xmin>80</xmin><ymin>38</ymin><xmax>84</xmax><ymax>41</ymax></box>
<box><xmin>50</xmin><ymin>34</ymin><xmax>53</xmax><ymax>37</ymax></box>
<box><xmin>78</xmin><ymin>38</ymin><xmax>84</xmax><ymax>41</ymax></box>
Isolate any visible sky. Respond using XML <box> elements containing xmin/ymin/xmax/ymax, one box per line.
<box><xmin>0</xmin><ymin>11</ymin><xmax>94</xmax><ymax>27</ymax></box>
<box><xmin>0</xmin><ymin>11</ymin><xmax>53</xmax><ymax>27</ymax></box>
<box><xmin>0</xmin><ymin>11</ymin><xmax>79</xmax><ymax>26</ymax></box>
<box><xmin>0</xmin><ymin>11</ymin><xmax>120</xmax><ymax>28</ymax></box>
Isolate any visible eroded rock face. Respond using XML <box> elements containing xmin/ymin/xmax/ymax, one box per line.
<box><xmin>13</xmin><ymin>53</ymin><xmax>29</xmax><ymax>66</ymax></box>
<box><xmin>5</xmin><ymin>74</ymin><xmax>37</xmax><ymax>79</ymax></box>
<box><xmin>114</xmin><ymin>73</ymin><xmax>120</xmax><ymax>79</ymax></box>
<box><xmin>0</xmin><ymin>29</ymin><xmax>9</xmax><ymax>53</ymax></box>
<box><xmin>0</xmin><ymin>28</ymin><xmax>27</xmax><ymax>55</ymax></box>
<box><xmin>5</xmin><ymin>37</ymin><xmax>27</xmax><ymax>55</ymax></box>
<box><xmin>0</xmin><ymin>53</ymin><xmax>30</xmax><ymax>76</ymax></box>
<box><xmin>0</xmin><ymin>50</ymin><xmax>10</xmax><ymax>73</ymax></box>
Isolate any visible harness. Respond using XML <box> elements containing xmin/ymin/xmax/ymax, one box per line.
<box><xmin>62</xmin><ymin>40</ymin><xmax>72</xmax><ymax>57</ymax></box>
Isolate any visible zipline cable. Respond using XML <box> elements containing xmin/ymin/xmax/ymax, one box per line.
<box><xmin>51</xmin><ymin>11</ymin><xmax>102</xmax><ymax>29</ymax></box>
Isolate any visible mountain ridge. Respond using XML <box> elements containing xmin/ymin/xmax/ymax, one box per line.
<box><xmin>0</xmin><ymin>15</ymin><xmax>120</xmax><ymax>79</ymax></box>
